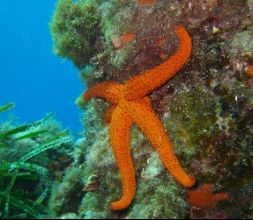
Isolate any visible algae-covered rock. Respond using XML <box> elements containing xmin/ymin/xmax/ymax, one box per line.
<box><xmin>229</xmin><ymin>31</ymin><xmax>253</xmax><ymax>59</ymax></box>
<box><xmin>127</xmin><ymin>179</ymin><xmax>188</xmax><ymax>219</ymax></box>
<box><xmin>50</xmin><ymin>0</ymin><xmax>101</xmax><ymax>68</ymax></box>
<box><xmin>49</xmin><ymin>0</ymin><xmax>253</xmax><ymax>218</ymax></box>
<box><xmin>49</xmin><ymin>167</ymin><xmax>85</xmax><ymax>217</ymax></box>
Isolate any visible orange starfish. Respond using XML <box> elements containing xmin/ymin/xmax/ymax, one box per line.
<box><xmin>187</xmin><ymin>184</ymin><xmax>229</xmax><ymax>209</ymax></box>
<box><xmin>83</xmin><ymin>25</ymin><xmax>195</xmax><ymax>211</ymax></box>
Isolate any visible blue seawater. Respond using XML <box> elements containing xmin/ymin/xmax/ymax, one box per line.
<box><xmin>0</xmin><ymin>1</ymin><xmax>84</xmax><ymax>133</ymax></box>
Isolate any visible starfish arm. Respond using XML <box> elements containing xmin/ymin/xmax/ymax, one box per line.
<box><xmin>124</xmin><ymin>25</ymin><xmax>192</xmax><ymax>100</ymax></box>
<box><xmin>126</xmin><ymin>97</ymin><xmax>195</xmax><ymax>187</ymax></box>
<box><xmin>109</xmin><ymin>104</ymin><xmax>136</xmax><ymax>211</ymax></box>
<box><xmin>83</xmin><ymin>81</ymin><xmax>121</xmax><ymax>104</ymax></box>
<box><xmin>213</xmin><ymin>192</ymin><xmax>229</xmax><ymax>202</ymax></box>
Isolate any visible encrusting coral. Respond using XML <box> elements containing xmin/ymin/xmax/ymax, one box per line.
<box><xmin>83</xmin><ymin>25</ymin><xmax>195</xmax><ymax>211</ymax></box>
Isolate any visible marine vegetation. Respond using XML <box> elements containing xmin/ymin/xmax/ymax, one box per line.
<box><xmin>0</xmin><ymin>103</ymin><xmax>73</xmax><ymax>219</ymax></box>
<box><xmin>48</xmin><ymin>0</ymin><xmax>253</xmax><ymax>219</ymax></box>
<box><xmin>50</xmin><ymin>0</ymin><xmax>101</xmax><ymax>68</ymax></box>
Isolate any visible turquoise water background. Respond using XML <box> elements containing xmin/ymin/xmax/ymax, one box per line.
<box><xmin>0</xmin><ymin>1</ymin><xmax>84</xmax><ymax>132</ymax></box>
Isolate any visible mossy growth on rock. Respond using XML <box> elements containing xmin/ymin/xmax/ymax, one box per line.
<box><xmin>127</xmin><ymin>178</ymin><xmax>188</xmax><ymax>219</ymax></box>
<box><xmin>50</xmin><ymin>0</ymin><xmax>101</xmax><ymax>68</ymax></box>
<box><xmin>168</xmin><ymin>87</ymin><xmax>218</xmax><ymax>151</ymax></box>
<box><xmin>49</xmin><ymin>167</ymin><xmax>86</xmax><ymax>217</ymax></box>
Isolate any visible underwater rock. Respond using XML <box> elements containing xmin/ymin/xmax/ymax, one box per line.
<box><xmin>50</xmin><ymin>0</ymin><xmax>101</xmax><ymax>68</ymax></box>
<box><xmin>49</xmin><ymin>167</ymin><xmax>85</xmax><ymax>217</ymax></box>
<box><xmin>49</xmin><ymin>0</ymin><xmax>253</xmax><ymax>218</ymax></box>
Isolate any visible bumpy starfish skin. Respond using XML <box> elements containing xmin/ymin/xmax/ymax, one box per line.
<box><xmin>109</xmin><ymin>103</ymin><xmax>135</xmax><ymax>210</ymax></box>
<box><xmin>83</xmin><ymin>26</ymin><xmax>195</xmax><ymax>211</ymax></box>
<box><xmin>123</xmin><ymin>25</ymin><xmax>192</xmax><ymax>100</ymax></box>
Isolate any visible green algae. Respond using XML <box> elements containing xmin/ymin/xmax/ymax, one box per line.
<box><xmin>49</xmin><ymin>167</ymin><xmax>85</xmax><ymax>217</ymax></box>
<box><xmin>50</xmin><ymin>0</ymin><xmax>101</xmax><ymax>68</ymax></box>
<box><xmin>128</xmin><ymin>179</ymin><xmax>188</xmax><ymax>219</ymax></box>
<box><xmin>0</xmin><ymin>105</ymin><xmax>73</xmax><ymax>219</ymax></box>
<box><xmin>230</xmin><ymin>31</ymin><xmax>253</xmax><ymax>59</ymax></box>
<box><xmin>167</xmin><ymin>87</ymin><xmax>218</xmax><ymax>151</ymax></box>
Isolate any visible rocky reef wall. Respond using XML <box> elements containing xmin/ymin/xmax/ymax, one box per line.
<box><xmin>49</xmin><ymin>0</ymin><xmax>253</xmax><ymax>218</ymax></box>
